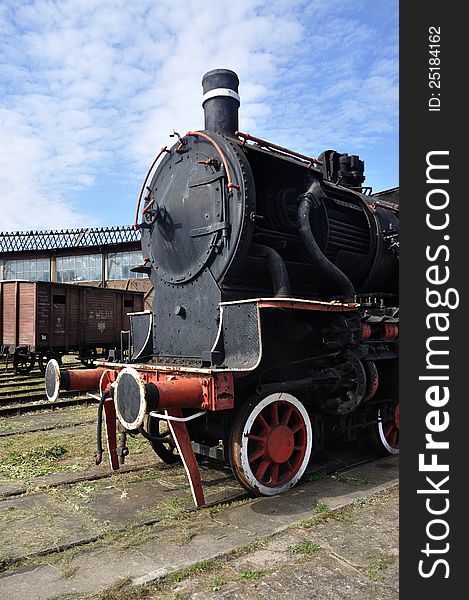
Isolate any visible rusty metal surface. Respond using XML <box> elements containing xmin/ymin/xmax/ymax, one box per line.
<box><xmin>257</xmin><ymin>299</ymin><xmax>358</xmax><ymax>312</ymax></box>
<box><xmin>235</xmin><ymin>130</ymin><xmax>323</xmax><ymax>166</ymax></box>
<box><xmin>104</xmin><ymin>395</ymin><xmax>120</xmax><ymax>470</ymax></box>
<box><xmin>96</xmin><ymin>360</ymin><xmax>216</xmax><ymax>375</ymax></box>
<box><xmin>383</xmin><ymin>323</ymin><xmax>399</xmax><ymax>339</ymax></box>
<box><xmin>1</xmin><ymin>282</ymin><xmax>20</xmax><ymax>346</ymax></box>
<box><xmin>1</xmin><ymin>281</ymin><xmax>144</xmax><ymax>353</ymax></box>
<box><xmin>166</xmin><ymin>407</ymin><xmax>206</xmax><ymax>507</ymax></box>
<box><xmin>361</xmin><ymin>323</ymin><xmax>372</xmax><ymax>339</ymax></box>
<box><xmin>118</xmin><ymin>367</ymin><xmax>235</xmax><ymax>411</ymax></box>
<box><xmin>65</xmin><ymin>367</ymin><xmax>107</xmax><ymax>393</ymax></box>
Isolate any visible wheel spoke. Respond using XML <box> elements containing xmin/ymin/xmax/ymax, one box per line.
<box><xmin>255</xmin><ymin>459</ymin><xmax>271</xmax><ymax>481</ymax></box>
<box><xmin>383</xmin><ymin>422</ymin><xmax>393</xmax><ymax>438</ymax></box>
<box><xmin>291</xmin><ymin>422</ymin><xmax>304</xmax><ymax>434</ymax></box>
<box><xmin>257</xmin><ymin>413</ymin><xmax>270</xmax><ymax>432</ymax></box>
<box><xmin>270</xmin><ymin>463</ymin><xmax>280</xmax><ymax>486</ymax></box>
<box><xmin>248</xmin><ymin>446</ymin><xmax>265</xmax><ymax>463</ymax></box>
<box><xmin>270</xmin><ymin>402</ymin><xmax>279</xmax><ymax>425</ymax></box>
<box><xmin>247</xmin><ymin>433</ymin><xmax>265</xmax><ymax>443</ymax></box>
<box><xmin>281</xmin><ymin>405</ymin><xmax>294</xmax><ymax>425</ymax></box>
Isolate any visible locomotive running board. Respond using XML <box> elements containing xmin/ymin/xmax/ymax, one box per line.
<box><xmin>220</xmin><ymin>297</ymin><xmax>358</xmax><ymax>310</ymax></box>
<box><xmin>211</xmin><ymin>297</ymin><xmax>359</xmax><ymax>372</ymax></box>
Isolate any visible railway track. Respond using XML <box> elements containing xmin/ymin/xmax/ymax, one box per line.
<box><xmin>0</xmin><ymin>365</ymin><xmax>398</xmax><ymax>581</ymax></box>
<box><xmin>0</xmin><ymin>395</ymin><xmax>98</xmax><ymax>417</ymax></box>
<box><xmin>0</xmin><ymin>379</ymin><xmax>50</xmax><ymax>391</ymax></box>
<box><xmin>0</xmin><ymin>362</ymin><xmax>99</xmax><ymax>416</ymax></box>
<box><xmin>0</xmin><ymin>388</ymin><xmax>65</xmax><ymax>402</ymax></box>
<box><xmin>0</xmin><ymin>444</ymin><xmax>386</xmax><ymax>568</ymax></box>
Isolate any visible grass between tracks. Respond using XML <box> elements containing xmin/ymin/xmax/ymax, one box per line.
<box><xmin>0</xmin><ymin>421</ymin><xmax>152</xmax><ymax>480</ymax></box>
<box><xmin>0</xmin><ymin>427</ymin><xmax>95</xmax><ymax>479</ymax></box>
<box><xmin>0</xmin><ymin>404</ymin><xmax>98</xmax><ymax>432</ymax></box>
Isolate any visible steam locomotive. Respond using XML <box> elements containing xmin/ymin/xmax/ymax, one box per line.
<box><xmin>46</xmin><ymin>69</ymin><xmax>399</xmax><ymax>506</ymax></box>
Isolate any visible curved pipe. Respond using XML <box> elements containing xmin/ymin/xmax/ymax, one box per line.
<box><xmin>297</xmin><ymin>180</ymin><xmax>355</xmax><ymax>301</ymax></box>
<box><xmin>250</xmin><ymin>243</ymin><xmax>291</xmax><ymax>298</ymax></box>
<box><xmin>186</xmin><ymin>131</ymin><xmax>239</xmax><ymax>191</ymax></box>
<box><xmin>137</xmin><ymin>424</ymin><xmax>171</xmax><ymax>443</ymax></box>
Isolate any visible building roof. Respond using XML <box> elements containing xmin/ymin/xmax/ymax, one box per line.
<box><xmin>372</xmin><ymin>187</ymin><xmax>399</xmax><ymax>200</ymax></box>
<box><xmin>0</xmin><ymin>226</ymin><xmax>140</xmax><ymax>254</ymax></box>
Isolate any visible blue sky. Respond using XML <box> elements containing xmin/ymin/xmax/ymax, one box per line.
<box><xmin>0</xmin><ymin>0</ymin><xmax>398</xmax><ymax>232</ymax></box>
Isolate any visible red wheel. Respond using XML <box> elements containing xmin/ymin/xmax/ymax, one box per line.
<box><xmin>230</xmin><ymin>393</ymin><xmax>312</xmax><ymax>496</ymax></box>
<box><xmin>370</xmin><ymin>402</ymin><xmax>399</xmax><ymax>455</ymax></box>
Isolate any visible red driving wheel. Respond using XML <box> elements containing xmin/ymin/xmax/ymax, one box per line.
<box><xmin>230</xmin><ymin>393</ymin><xmax>312</xmax><ymax>496</ymax></box>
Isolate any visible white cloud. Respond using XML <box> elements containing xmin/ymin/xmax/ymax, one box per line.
<box><xmin>0</xmin><ymin>0</ymin><xmax>397</xmax><ymax>232</ymax></box>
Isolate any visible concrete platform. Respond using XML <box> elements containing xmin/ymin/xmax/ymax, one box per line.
<box><xmin>0</xmin><ymin>455</ymin><xmax>398</xmax><ymax>599</ymax></box>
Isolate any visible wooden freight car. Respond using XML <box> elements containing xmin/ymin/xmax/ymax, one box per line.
<box><xmin>0</xmin><ymin>281</ymin><xmax>144</xmax><ymax>374</ymax></box>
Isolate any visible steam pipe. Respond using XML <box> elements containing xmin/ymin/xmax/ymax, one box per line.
<box><xmin>250</xmin><ymin>243</ymin><xmax>291</xmax><ymax>298</ymax></box>
<box><xmin>297</xmin><ymin>180</ymin><xmax>355</xmax><ymax>301</ymax></box>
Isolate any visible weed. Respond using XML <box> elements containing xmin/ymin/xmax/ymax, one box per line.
<box><xmin>166</xmin><ymin>559</ymin><xmax>220</xmax><ymax>583</ymax></box>
<box><xmin>96</xmin><ymin>578</ymin><xmax>147</xmax><ymax>600</ymax></box>
<box><xmin>299</xmin><ymin>503</ymin><xmax>354</xmax><ymax>528</ymax></box>
<box><xmin>352</xmin><ymin>486</ymin><xmax>399</xmax><ymax>508</ymax></box>
<box><xmin>210</xmin><ymin>574</ymin><xmax>226</xmax><ymax>591</ymax></box>
<box><xmin>59</xmin><ymin>565</ymin><xmax>79</xmax><ymax>580</ymax></box>
<box><xmin>0</xmin><ymin>429</ymin><xmax>95</xmax><ymax>480</ymax></box>
<box><xmin>160</xmin><ymin>497</ymin><xmax>188</xmax><ymax>521</ymax></box>
<box><xmin>238</xmin><ymin>569</ymin><xmax>267</xmax><ymax>580</ymax></box>
<box><xmin>240</xmin><ymin>538</ymin><xmax>267</xmax><ymax>553</ymax></box>
<box><xmin>205</xmin><ymin>496</ymin><xmax>251</xmax><ymax>515</ymax></box>
<box><xmin>0</xmin><ymin>443</ymin><xmax>69</xmax><ymax>479</ymax></box>
<box><xmin>171</xmin><ymin>592</ymin><xmax>190</xmax><ymax>600</ymax></box>
<box><xmin>328</xmin><ymin>509</ymin><xmax>354</xmax><ymax>523</ymax></box>
<box><xmin>365</xmin><ymin>553</ymin><xmax>396</xmax><ymax>582</ymax></box>
<box><xmin>336</xmin><ymin>475</ymin><xmax>377</xmax><ymax>486</ymax></box>
<box><xmin>309</xmin><ymin>471</ymin><xmax>329</xmax><ymax>481</ymax></box>
<box><xmin>287</xmin><ymin>539</ymin><xmax>321</xmax><ymax>556</ymax></box>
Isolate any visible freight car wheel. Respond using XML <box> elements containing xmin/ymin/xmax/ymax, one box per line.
<box><xmin>229</xmin><ymin>393</ymin><xmax>312</xmax><ymax>496</ymax></box>
<box><xmin>369</xmin><ymin>402</ymin><xmax>399</xmax><ymax>455</ymax></box>
<box><xmin>38</xmin><ymin>352</ymin><xmax>63</xmax><ymax>374</ymax></box>
<box><xmin>81</xmin><ymin>349</ymin><xmax>97</xmax><ymax>368</ymax></box>
<box><xmin>38</xmin><ymin>353</ymin><xmax>49</xmax><ymax>374</ymax></box>
<box><xmin>13</xmin><ymin>352</ymin><xmax>35</xmax><ymax>375</ymax></box>
<box><xmin>144</xmin><ymin>414</ymin><xmax>181</xmax><ymax>464</ymax></box>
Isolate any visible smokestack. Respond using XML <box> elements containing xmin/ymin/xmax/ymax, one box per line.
<box><xmin>202</xmin><ymin>69</ymin><xmax>240</xmax><ymax>136</ymax></box>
